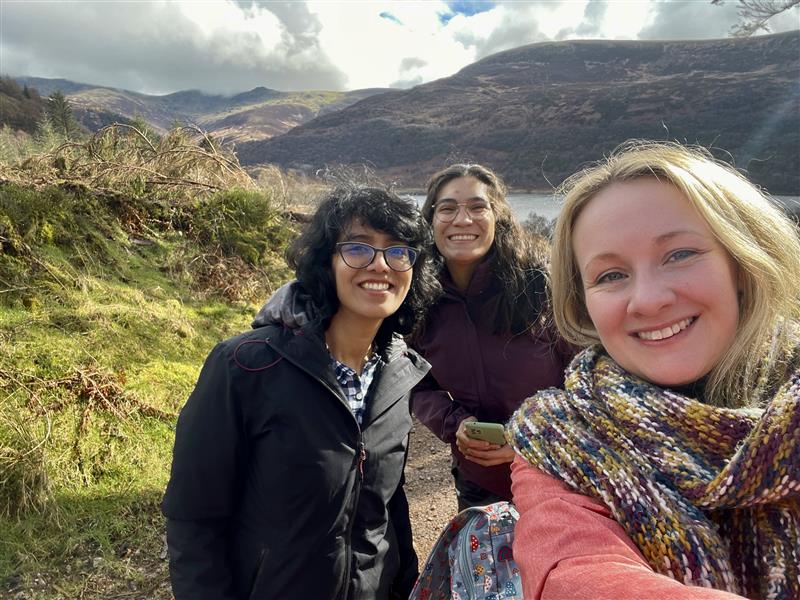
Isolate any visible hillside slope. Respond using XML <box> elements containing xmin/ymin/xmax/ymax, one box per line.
<box><xmin>0</xmin><ymin>137</ymin><xmax>451</xmax><ymax>597</ymax></box>
<box><xmin>0</xmin><ymin>163</ymin><xmax>298</xmax><ymax>597</ymax></box>
<box><xmin>238</xmin><ymin>31</ymin><xmax>800</xmax><ymax>194</ymax></box>
<box><xmin>14</xmin><ymin>77</ymin><xmax>390</xmax><ymax>145</ymax></box>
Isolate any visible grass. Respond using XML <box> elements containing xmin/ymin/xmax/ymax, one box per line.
<box><xmin>0</xmin><ymin>290</ymin><xmax>253</xmax><ymax>597</ymax></box>
<box><xmin>0</xmin><ymin>141</ymin><xmax>299</xmax><ymax>597</ymax></box>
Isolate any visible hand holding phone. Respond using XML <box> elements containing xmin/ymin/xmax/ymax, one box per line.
<box><xmin>464</xmin><ymin>421</ymin><xmax>506</xmax><ymax>445</ymax></box>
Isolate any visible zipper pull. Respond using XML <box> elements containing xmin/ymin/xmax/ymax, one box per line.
<box><xmin>358</xmin><ymin>443</ymin><xmax>367</xmax><ymax>477</ymax></box>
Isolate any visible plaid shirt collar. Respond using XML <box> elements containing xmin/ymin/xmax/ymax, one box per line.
<box><xmin>331</xmin><ymin>352</ymin><xmax>381</xmax><ymax>426</ymax></box>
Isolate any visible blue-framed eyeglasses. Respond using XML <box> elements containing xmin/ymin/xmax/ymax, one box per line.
<box><xmin>335</xmin><ymin>242</ymin><xmax>419</xmax><ymax>272</ymax></box>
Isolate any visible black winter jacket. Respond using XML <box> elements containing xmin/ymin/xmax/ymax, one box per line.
<box><xmin>162</xmin><ymin>322</ymin><xmax>428</xmax><ymax>599</ymax></box>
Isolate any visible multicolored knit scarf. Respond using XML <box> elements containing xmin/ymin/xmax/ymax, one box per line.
<box><xmin>507</xmin><ymin>346</ymin><xmax>800</xmax><ymax>600</ymax></box>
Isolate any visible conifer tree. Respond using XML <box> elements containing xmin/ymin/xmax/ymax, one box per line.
<box><xmin>34</xmin><ymin>114</ymin><xmax>60</xmax><ymax>151</ymax></box>
<box><xmin>44</xmin><ymin>90</ymin><xmax>80</xmax><ymax>139</ymax></box>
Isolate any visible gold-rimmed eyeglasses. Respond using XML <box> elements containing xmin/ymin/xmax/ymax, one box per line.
<box><xmin>432</xmin><ymin>199</ymin><xmax>492</xmax><ymax>223</ymax></box>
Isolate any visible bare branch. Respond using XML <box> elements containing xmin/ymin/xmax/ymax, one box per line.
<box><xmin>5</xmin><ymin>123</ymin><xmax>259</xmax><ymax>200</ymax></box>
<box><xmin>713</xmin><ymin>0</ymin><xmax>800</xmax><ymax>36</ymax></box>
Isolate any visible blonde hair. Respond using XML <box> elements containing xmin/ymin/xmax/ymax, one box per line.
<box><xmin>552</xmin><ymin>140</ymin><xmax>800</xmax><ymax>407</ymax></box>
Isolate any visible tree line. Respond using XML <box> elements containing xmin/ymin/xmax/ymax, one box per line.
<box><xmin>1</xmin><ymin>77</ymin><xmax>82</xmax><ymax>140</ymax></box>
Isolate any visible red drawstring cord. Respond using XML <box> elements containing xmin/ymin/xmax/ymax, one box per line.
<box><xmin>233</xmin><ymin>338</ymin><xmax>283</xmax><ymax>372</ymax></box>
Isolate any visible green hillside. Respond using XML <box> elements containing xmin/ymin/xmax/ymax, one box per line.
<box><xmin>0</xmin><ymin>126</ymin><xmax>298</xmax><ymax>598</ymax></box>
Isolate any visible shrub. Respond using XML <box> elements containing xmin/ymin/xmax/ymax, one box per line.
<box><xmin>192</xmin><ymin>188</ymin><xmax>290</xmax><ymax>265</ymax></box>
<box><xmin>522</xmin><ymin>211</ymin><xmax>556</xmax><ymax>240</ymax></box>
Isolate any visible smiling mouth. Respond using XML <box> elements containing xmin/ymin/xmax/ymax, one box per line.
<box><xmin>636</xmin><ymin>317</ymin><xmax>695</xmax><ymax>341</ymax></box>
<box><xmin>360</xmin><ymin>281</ymin><xmax>391</xmax><ymax>291</ymax></box>
<box><xmin>449</xmin><ymin>234</ymin><xmax>478</xmax><ymax>241</ymax></box>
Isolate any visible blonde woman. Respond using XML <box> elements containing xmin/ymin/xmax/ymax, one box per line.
<box><xmin>507</xmin><ymin>141</ymin><xmax>800</xmax><ymax>599</ymax></box>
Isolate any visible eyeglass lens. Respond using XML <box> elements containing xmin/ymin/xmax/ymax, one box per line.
<box><xmin>337</xmin><ymin>243</ymin><xmax>418</xmax><ymax>271</ymax></box>
<box><xmin>433</xmin><ymin>200</ymin><xmax>491</xmax><ymax>222</ymax></box>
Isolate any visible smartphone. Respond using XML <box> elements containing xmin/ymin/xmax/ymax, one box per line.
<box><xmin>464</xmin><ymin>421</ymin><xmax>506</xmax><ymax>445</ymax></box>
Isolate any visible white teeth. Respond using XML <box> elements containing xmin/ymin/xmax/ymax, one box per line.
<box><xmin>449</xmin><ymin>234</ymin><xmax>478</xmax><ymax>241</ymax></box>
<box><xmin>361</xmin><ymin>282</ymin><xmax>389</xmax><ymax>291</ymax></box>
<box><xmin>638</xmin><ymin>318</ymin><xmax>693</xmax><ymax>341</ymax></box>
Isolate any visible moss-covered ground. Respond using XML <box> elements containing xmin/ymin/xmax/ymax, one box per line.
<box><xmin>0</xmin><ymin>179</ymin><xmax>297</xmax><ymax>598</ymax></box>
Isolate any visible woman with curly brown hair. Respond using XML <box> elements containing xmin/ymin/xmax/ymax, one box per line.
<box><xmin>412</xmin><ymin>163</ymin><xmax>574</xmax><ymax>510</ymax></box>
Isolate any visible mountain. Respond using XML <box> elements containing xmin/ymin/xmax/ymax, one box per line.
<box><xmin>13</xmin><ymin>77</ymin><xmax>390</xmax><ymax>144</ymax></box>
<box><xmin>13</xmin><ymin>77</ymin><xmax>97</xmax><ymax>97</ymax></box>
<box><xmin>237</xmin><ymin>31</ymin><xmax>800</xmax><ymax>195</ymax></box>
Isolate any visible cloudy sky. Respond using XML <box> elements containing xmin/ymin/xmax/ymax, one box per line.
<box><xmin>2</xmin><ymin>0</ymin><xmax>798</xmax><ymax>96</ymax></box>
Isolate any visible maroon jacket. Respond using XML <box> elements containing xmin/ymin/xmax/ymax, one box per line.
<box><xmin>411</xmin><ymin>258</ymin><xmax>574</xmax><ymax>500</ymax></box>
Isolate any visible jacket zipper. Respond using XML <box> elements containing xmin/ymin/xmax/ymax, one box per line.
<box><xmin>307</xmin><ymin>375</ymin><xmax>368</xmax><ymax>600</ymax></box>
<box><xmin>340</xmin><ymin>437</ymin><xmax>366</xmax><ymax>600</ymax></box>
<box><xmin>271</xmin><ymin>339</ymin><xmax>418</xmax><ymax>599</ymax></box>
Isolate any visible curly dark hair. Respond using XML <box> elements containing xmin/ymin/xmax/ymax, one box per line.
<box><xmin>421</xmin><ymin>163</ymin><xmax>549</xmax><ymax>335</ymax></box>
<box><xmin>287</xmin><ymin>185</ymin><xmax>441</xmax><ymax>348</ymax></box>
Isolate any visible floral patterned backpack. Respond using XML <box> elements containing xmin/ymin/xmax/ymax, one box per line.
<box><xmin>410</xmin><ymin>501</ymin><xmax>523</xmax><ymax>600</ymax></box>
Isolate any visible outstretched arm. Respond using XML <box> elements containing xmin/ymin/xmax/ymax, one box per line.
<box><xmin>510</xmin><ymin>457</ymin><xmax>746</xmax><ymax>600</ymax></box>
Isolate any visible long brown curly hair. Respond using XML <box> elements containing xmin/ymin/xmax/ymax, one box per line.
<box><xmin>421</xmin><ymin>163</ymin><xmax>550</xmax><ymax>335</ymax></box>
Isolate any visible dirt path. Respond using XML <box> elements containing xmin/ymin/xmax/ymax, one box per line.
<box><xmin>405</xmin><ymin>417</ymin><xmax>459</xmax><ymax>563</ymax></box>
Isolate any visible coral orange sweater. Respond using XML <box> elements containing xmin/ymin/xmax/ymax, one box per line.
<box><xmin>510</xmin><ymin>457</ymin><xmax>746</xmax><ymax>600</ymax></box>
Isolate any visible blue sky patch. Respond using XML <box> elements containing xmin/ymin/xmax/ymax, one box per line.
<box><xmin>439</xmin><ymin>1</ymin><xmax>496</xmax><ymax>24</ymax></box>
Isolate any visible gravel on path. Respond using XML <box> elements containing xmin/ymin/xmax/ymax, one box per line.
<box><xmin>405</xmin><ymin>417</ymin><xmax>459</xmax><ymax>564</ymax></box>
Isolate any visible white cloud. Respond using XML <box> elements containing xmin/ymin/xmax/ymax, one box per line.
<box><xmin>523</xmin><ymin>1</ymin><xmax>590</xmax><ymax>40</ymax></box>
<box><xmin>308</xmin><ymin>0</ymin><xmax>475</xmax><ymax>89</ymax></box>
<box><xmin>1</xmin><ymin>0</ymin><xmax>797</xmax><ymax>95</ymax></box>
<box><xmin>639</xmin><ymin>1</ymin><xmax>739</xmax><ymax>39</ymax></box>
<box><xmin>598</xmin><ymin>1</ymin><xmax>654</xmax><ymax>38</ymax></box>
<box><xmin>1</xmin><ymin>0</ymin><xmax>346</xmax><ymax>94</ymax></box>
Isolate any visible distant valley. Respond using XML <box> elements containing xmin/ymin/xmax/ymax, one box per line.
<box><xmin>14</xmin><ymin>76</ymin><xmax>389</xmax><ymax>144</ymax></box>
<box><xmin>10</xmin><ymin>30</ymin><xmax>800</xmax><ymax>194</ymax></box>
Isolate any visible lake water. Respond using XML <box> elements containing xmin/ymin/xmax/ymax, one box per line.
<box><xmin>413</xmin><ymin>194</ymin><xmax>800</xmax><ymax>223</ymax></box>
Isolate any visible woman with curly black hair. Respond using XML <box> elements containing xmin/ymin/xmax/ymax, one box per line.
<box><xmin>162</xmin><ymin>186</ymin><xmax>441</xmax><ymax>600</ymax></box>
